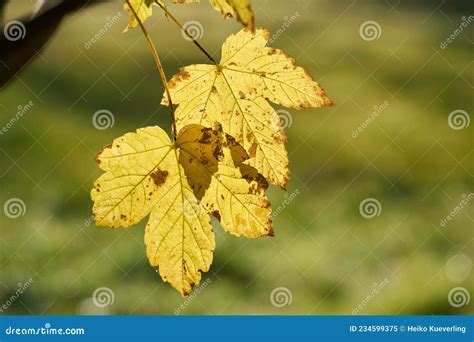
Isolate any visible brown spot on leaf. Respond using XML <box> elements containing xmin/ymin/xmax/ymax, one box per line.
<box><xmin>176</xmin><ymin>69</ymin><xmax>190</xmax><ymax>80</ymax></box>
<box><xmin>212</xmin><ymin>210</ymin><xmax>221</xmax><ymax>221</ymax></box>
<box><xmin>95</xmin><ymin>144</ymin><xmax>112</xmax><ymax>165</ymax></box>
<box><xmin>238</xmin><ymin>91</ymin><xmax>246</xmax><ymax>99</ymax></box>
<box><xmin>150</xmin><ymin>169</ymin><xmax>169</xmax><ymax>187</ymax></box>
<box><xmin>213</xmin><ymin>144</ymin><xmax>223</xmax><ymax>160</ymax></box>
<box><xmin>248</xmin><ymin>142</ymin><xmax>257</xmax><ymax>157</ymax></box>
<box><xmin>198</xmin><ymin>129</ymin><xmax>212</xmax><ymax>144</ymax></box>
<box><xmin>248</xmin><ymin>183</ymin><xmax>259</xmax><ymax>194</ymax></box>
<box><xmin>274</xmin><ymin>131</ymin><xmax>288</xmax><ymax>144</ymax></box>
<box><xmin>120</xmin><ymin>214</ymin><xmax>127</xmax><ymax>220</ymax></box>
<box><xmin>246</xmin><ymin>132</ymin><xmax>254</xmax><ymax>142</ymax></box>
<box><xmin>169</xmin><ymin>69</ymin><xmax>190</xmax><ymax>88</ymax></box>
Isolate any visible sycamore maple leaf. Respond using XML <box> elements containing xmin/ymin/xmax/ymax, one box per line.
<box><xmin>163</xmin><ymin>28</ymin><xmax>333</xmax><ymax>189</ymax></box>
<box><xmin>91</xmin><ymin>124</ymin><xmax>272</xmax><ymax>296</ymax></box>
<box><xmin>124</xmin><ymin>0</ymin><xmax>253</xmax><ymax>32</ymax></box>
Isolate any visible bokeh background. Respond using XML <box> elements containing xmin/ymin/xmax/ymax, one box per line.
<box><xmin>0</xmin><ymin>0</ymin><xmax>472</xmax><ymax>315</ymax></box>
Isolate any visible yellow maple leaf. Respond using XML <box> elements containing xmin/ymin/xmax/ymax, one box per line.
<box><xmin>163</xmin><ymin>28</ymin><xmax>333</xmax><ymax>189</ymax></box>
<box><xmin>92</xmin><ymin>126</ymin><xmax>213</xmax><ymax>296</ymax></box>
<box><xmin>92</xmin><ymin>124</ymin><xmax>272</xmax><ymax>295</ymax></box>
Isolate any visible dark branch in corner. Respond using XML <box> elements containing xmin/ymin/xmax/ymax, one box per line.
<box><xmin>0</xmin><ymin>0</ymin><xmax>103</xmax><ymax>89</ymax></box>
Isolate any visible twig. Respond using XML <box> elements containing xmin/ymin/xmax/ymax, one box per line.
<box><xmin>155</xmin><ymin>1</ymin><xmax>217</xmax><ymax>64</ymax></box>
<box><xmin>125</xmin><ymin>0</ymin><xmax>177</xmax><ymax>140</ymax></box>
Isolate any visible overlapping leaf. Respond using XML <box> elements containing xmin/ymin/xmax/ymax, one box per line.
<box><xmin>123</xmin><ymin>0</ymin><xmax>253</xmax><ymax>32</ymax></box>
<box><xmin>179</xmin><ymin>125</ymin><xmax>272</xmax><ymax>238</ymax></box>
<box><xmin>92</xmin><ymin>124</ymin><xmax>272</xmax><ymax>295</ymax></box>
<box><xmin>163</xmin><ymin>28</ymin><xmax>333</xmax><ymax>189</ymax></box>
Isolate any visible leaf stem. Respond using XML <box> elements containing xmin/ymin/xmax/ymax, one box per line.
<box><xmin>125</xmin><ymin>0</ymin><xmax>177</xmax><ymax>140</ymax></box>
<box><xmin>154</xmin><ymin>1</ymin><xmax>217</xmax><ymax>65</ymax></box>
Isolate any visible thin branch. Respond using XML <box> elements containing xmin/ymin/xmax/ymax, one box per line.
<box><xmin>125</xmin><ymin>0</ymin><xmax>177</xmax><ymax>140</ymax></box>
<box><xmin>155</xmin><ymin>1</ymin><xmax>217</xmax><ymax>64</ymax></box>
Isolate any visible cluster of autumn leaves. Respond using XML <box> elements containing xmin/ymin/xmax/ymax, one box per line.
<box><xmin>91</xmin><ymin>0</ymin><xmax>333</xmax><ymax>296</ymax></box>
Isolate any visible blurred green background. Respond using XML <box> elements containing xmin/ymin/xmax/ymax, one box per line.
<box><xmin>0</xmin><ymin>0</ymin><xmax>472</xmax><ymax>315</ymax></box>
